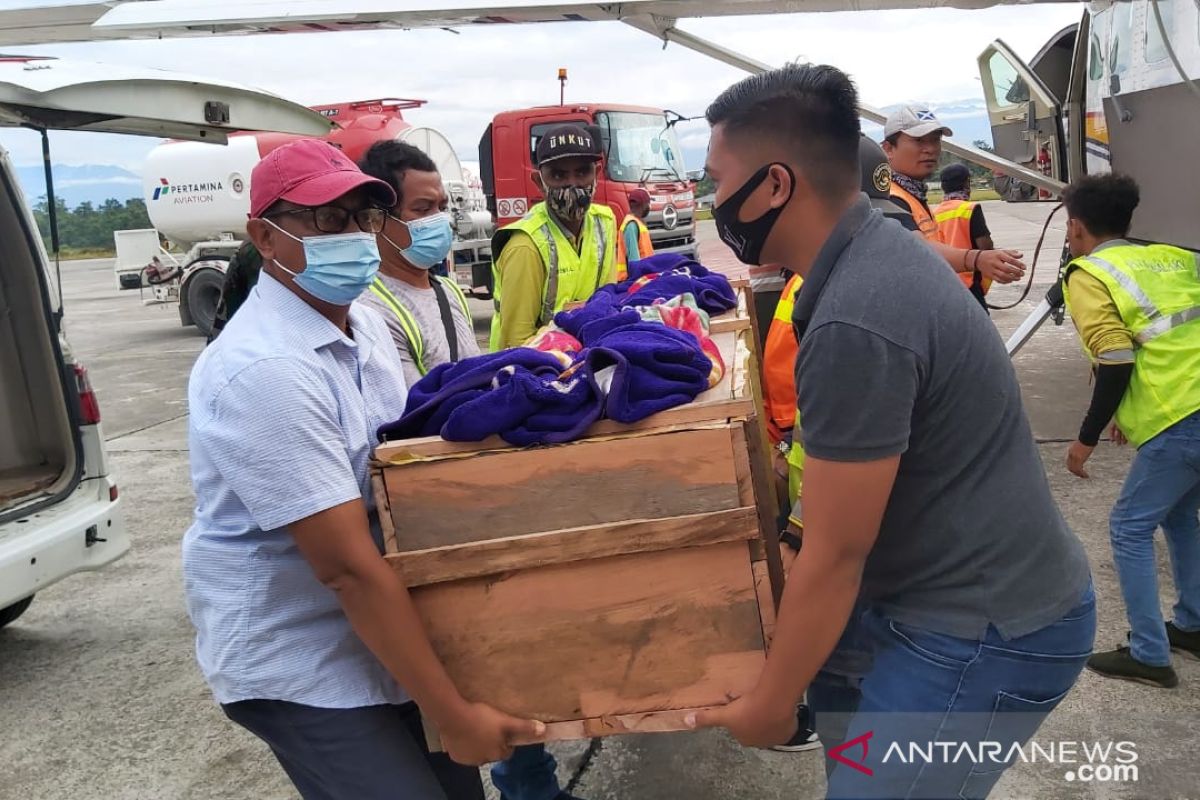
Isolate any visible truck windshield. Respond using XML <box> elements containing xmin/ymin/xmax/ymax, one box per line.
<box><xmin>596</xmin><ymin>111</ymin><xmax>686</xmax><ymax>184</ymax></box>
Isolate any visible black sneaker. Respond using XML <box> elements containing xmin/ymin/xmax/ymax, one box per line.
<box><xmin>770</xmin><ymin>704</ymin><xmax>822</xmax><ymax>752</ymax></box>
<box><xmin>1167</xmin><ymin>622</ymin><xmax>1200</xmax><ymax>661</ymax></box>
<box><xmin>1087</xmin><ymin>646</ymin><xmax>1178</xmax><ymax>688</ymax></box>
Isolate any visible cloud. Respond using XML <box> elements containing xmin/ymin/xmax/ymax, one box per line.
<box><xmin>0</xmin><ymin>5</ymin><xmax>1083</xmax><ymax>173</ymax></box>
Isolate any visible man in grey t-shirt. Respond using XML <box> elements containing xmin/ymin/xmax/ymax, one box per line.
<box><xmin>358</xmin><ymin>142</ymin><xmax>480</xmax><ymax>389</ymax></box>
<box><xmin>693</xmin><ymin>64</ymin><xmax>1094</xmax><ymax>799</ymax></box>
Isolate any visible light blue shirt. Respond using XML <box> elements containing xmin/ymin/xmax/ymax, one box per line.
<box><xmin>183</xmin><ymin>271</ymin><xmax>410</xmax><ymax>707</ymax></box>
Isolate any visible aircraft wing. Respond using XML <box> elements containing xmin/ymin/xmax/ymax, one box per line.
<box><xmin>0</xmin><ymin>0</ymin><xmax>1075</xmax><ymax>46</ymax></box>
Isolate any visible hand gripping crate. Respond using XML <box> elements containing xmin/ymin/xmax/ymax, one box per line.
<box><xmin>371</xmin><ymin>281</ymin><xmax>783</xmax><ymax>743</ymax></box>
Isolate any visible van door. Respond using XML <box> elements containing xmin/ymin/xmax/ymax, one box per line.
<box><xmin>977</xmin><ymin>40</ymin><xmax>1064</xmax><ymax>201</ymax></box>
<box><xmin>0</xmin><ymin>56</ymin><xmax>330</xmax><ymax>522</ymax></box>
<box><xmin>0</xmin><ymin>57</ymin><xmax>332</xmax><ymax>142</ymax></box>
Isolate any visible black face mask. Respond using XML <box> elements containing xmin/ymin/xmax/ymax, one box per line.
<box><xmin>712</xmin><ymin>163</ymin><xmax>795</xmax><ymax>265</ymax></box>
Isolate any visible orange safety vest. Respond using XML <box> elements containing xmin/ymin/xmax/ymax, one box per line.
<box><xmin>933</xmin><ymin>198</ymin><xmax>993</xmax><ymax>294</ymax></box>
<box><xmin>615</xmin><ymin>214</ymin><xmax>654</xmax><ymax>281</ymax></box>
<box><xmin>763</xmin><ymin>273</ymin><xmax>805</xmax><ymax>445</ymax></box>
<box><xmin>890</xmin><ymin>182</ymin><xmax>939</xmax><ymax>241</ymax></box>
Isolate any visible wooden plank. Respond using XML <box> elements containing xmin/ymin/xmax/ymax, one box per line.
<box><xmin>374</xmin><ymin>398</ymin><xmax>752</xmax><ymax>463</ymax></box>
<box><xmin>388</xmin><ymin>506</ymin><xmax>759</xmax><ymax>586</ymax></box>
<box><xmin>741</xmin><ymin>421</ymin><xmax>786</xmax><ymax>613</ymax></box>
<box><xmin>410</xmin><ymin>542</ymin><xmax>765</xmax><ymax>723</ymax></box>
<box><xmin>730</xmin><ymin>419</ymin><xmax>757</xmax><ymax>510</ymax></box>
<box><xmin>578</xmin><ymin>705</ymin><xmax>721</xmax><ymax>739</ymax></box>
<box><xmin>384</xmin><ymin>426</ymin><xmax>741</xmax><ymax>551</ymax></box>
<box><xmin>428</xmin><ymin>705</ymin><xmax>735</xmax><ymax>752</ymax></box>
<box><xmin>371</xmin><ymin>473</ymin><xmax>398</xmax><ymax>554</ymax></box>
<box><xmin>728</xmin><ymin>289</ymin><xmax>786</xmax><ymax>613</ymax></box>
<box><xmin>752</xmin><ymin>560</ymin><xmax>777</xmax><ymax>648</ymax></box>
<box><xmin>710</xmin><ymin>316</ymin><xmax>752</xmax><ymax>334</ymax></box>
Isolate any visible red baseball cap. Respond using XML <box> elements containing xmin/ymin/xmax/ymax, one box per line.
<box><xmin>628</xmin><ymin>188</ymin><xmax>651</xmax><ymax>205</ymax></box>
<box><xmin>250</xmin><ymin>139</ymin><xmax>396</xmax><ymax>218</ymax></box>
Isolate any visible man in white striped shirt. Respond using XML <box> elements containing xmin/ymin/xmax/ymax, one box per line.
<box><xmin>184</xmin><ymin>139</ymin><xmax>540</xmax><ymax>799</ymax></box>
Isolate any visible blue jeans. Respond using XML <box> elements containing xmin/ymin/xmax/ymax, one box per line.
<box><xmin>489</xmin><ymin>743</ymin><xmax>560</xmax><ymax>800</ymax></box>
<box><xmin>1109</xmin><ymin>410</ymin><xmax>1200</xmax><ymax>666</ymax></box>
<box><xmin>809</xmin><ymin>585</ymin><xmax>1095</xmax><ymax>800</ymax></box>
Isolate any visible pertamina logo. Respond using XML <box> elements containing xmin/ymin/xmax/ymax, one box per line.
<box><xmin>152</xmin><ymin>177</ymin><xmax>224</xmax><ymax>204</ymax></box>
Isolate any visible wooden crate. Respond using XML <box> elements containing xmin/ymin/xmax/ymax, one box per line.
<box><xmin>371</xmin><ymin>294</ymin><xmax>782</xmax><ymax>743</ymax></box>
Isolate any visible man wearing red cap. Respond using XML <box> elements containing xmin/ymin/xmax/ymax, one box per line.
<box><xmin>616</xmin><ymin>187</ymin><xmax>655</xmax><ymax>281</ymax></box>
<box><xmin>182</xmin><ymin>138</ymin><xmax>541</xmax><ymax>800</ymax></box>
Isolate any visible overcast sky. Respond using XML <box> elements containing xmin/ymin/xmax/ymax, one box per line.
<box><xmin>0</xmin><ymin>4</ymin><xmax>1084</xmax><ymax>172</ymax></box>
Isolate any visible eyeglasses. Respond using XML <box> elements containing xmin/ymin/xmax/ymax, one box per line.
<box><xmin>265</xmin><ymin>205</ymin><xmax>388</xmax><ymax>234</ymax></box>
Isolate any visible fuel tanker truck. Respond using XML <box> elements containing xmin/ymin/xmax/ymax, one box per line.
<box><xmin>123</xmin><ymin>98</ymin><xmax>493</xmax><ymax>338</ymax></box>
<box><xmin>124</xmin><ymin>97</ymin><xmax>697</xmax><ymax>337</ymax></box>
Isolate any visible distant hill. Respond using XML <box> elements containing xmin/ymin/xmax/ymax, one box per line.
<box><xmin>25</xmin><ymin>97</ymin><xmax>996</xmax><ymax>206</ymax></box>
<box><xmin>862</xmin><ymin>98</ymin><xmax>995</xmax><ymax>152</ymax></box>
<box><xmin>14</xmin><ymin>163</ymin><xmax>142</xmax><ymax>208</ymax></box>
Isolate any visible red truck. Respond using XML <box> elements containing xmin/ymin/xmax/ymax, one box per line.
<box><xmin>476</xmin><ymin>103</ymin><xmax>698</xmax><ymax>288</ymax></box>
<box><xmin>134</xmin><ymin>99</ymin><xmax>698</xmax><ymax>335</ymax></box>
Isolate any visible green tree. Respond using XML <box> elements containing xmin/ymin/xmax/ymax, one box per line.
<box><xmin>32</xmin><ymin>195</ymin><xmax>153</xmax><ymax>252</ymax></box>
<box><xmin>935</xmin><ymin>139</ymin><xmax>996</xmax><ymax>189</ymax></box>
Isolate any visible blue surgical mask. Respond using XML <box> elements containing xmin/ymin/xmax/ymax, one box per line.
<box><xmin>267</xmin><ymin>220</ymin><xmax>380</xmax><ymax>306</ymax></box>
<box><xmin>383</xmin><ymin>212</ymin><xmax>453</xmax><ymax>270</ymax></box>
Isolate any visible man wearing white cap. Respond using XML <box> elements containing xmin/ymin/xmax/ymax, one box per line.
<box><xmin>883</xmin><ymin>104</ymin><xmax>1026</xmax><ymax>289</ymax></box>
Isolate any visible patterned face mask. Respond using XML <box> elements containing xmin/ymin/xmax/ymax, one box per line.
<box><xmin>545</xmin><ymin>184</ymin><xmax>595</xmax><ymax>223</ymax></box>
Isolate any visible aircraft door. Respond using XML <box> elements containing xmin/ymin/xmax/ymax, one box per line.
<box><xmin>978</xmin><ymin>40</ymin><xmax>1064</xmax><ymax>200</ymax></box>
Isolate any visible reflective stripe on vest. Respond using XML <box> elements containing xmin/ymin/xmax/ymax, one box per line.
<box><xmin>1079</xmin><ymin>253</ymin><xmax>1199</xmax><ymax>344</ymax></box>
<box><xmin>890</xmin><ymin>183</ymin><xmax>938</xmax><ymax>240</ymax></box>
<box><xmin>1063</xmin><ymin>243</ymin><xmax>1200</xmax><ymax>445</ymax></box>
<box><xmin>368</xmin><ymin>276</ymin><xmax>472</xmax><ymax>376</ymax></box>
<box><xmin>763</xmin><ymin>273</ymin><xmax>804</xmax><ymax>443</ymax></box>
<box><xmin>369</xmin><ymin>277</ymin><xmax>427</xmax><ymax>374</ymax></box>
<box><xmin>933</xmin><ymin>198</ymin><xmax>991</xmax><ymax>293</ymax></box>
<box><xmin>536</xmin><ymin>215</ymin><xmax>609</xmax><ymax>324</ymax></box>
<box><xmin>437</xmin><ymin>275</ymin><xmax>473</xmax><ymax>325</ymax></box>
<box><xmin>934</xmin><ymin>200</ymin><xmax>974</xmax><ymax>246</ymax></box>
<box><xmin>489</xmin><ymin>202</ymin><xmax>616</xmax><ymax>350</ymax></box>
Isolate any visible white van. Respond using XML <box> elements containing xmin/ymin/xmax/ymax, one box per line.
<box><xmin>0</xmin><ymin>56</ymin><xmax>332</xmax><ymax>628</ymax></box>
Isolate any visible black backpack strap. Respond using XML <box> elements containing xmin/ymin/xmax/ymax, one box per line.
<box><xmin>429</xmin><ymin>277</ymin><xmax>460</xmax><ymax>362</ymax></box>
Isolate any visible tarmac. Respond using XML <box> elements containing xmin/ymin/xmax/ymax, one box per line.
<box><xmin>1</xmin><ymin>202</ymin><xmax>1197</xmax><ymax>800</ymax></box>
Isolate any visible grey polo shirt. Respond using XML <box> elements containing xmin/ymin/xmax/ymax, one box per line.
<box><xmin>792</xmin><ymin>195</ymin><xmax>1090</xmax><ymax>640</ymax></box>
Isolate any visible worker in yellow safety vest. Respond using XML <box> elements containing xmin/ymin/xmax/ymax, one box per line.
<box><xmin>882</xmin><ymin>104</ymin><xmax>1026</xmax><ymax>290</ymax></box>
<box><xmin>933</xmin><ymin>162</ymin><xmax>996</xmax><ymax>311</ymax></box>
<box><xmin>483</xmin><ymin>122</ymin><xmax>607</xmax><ymax>800</ymax></box>
<box><xmin>489</xmin><ymin>123</ymin><xmax>617</xmax><ymax>351</ymax></box>
<box><xmin>616</xmin><ymin>187</ymin><xmax>655</xmax><ymax>281</ymax></box>
<box><xmin>1060</xmin><ymin>173</ymin><xmax>1200</xmax><ymax>688</ymax></box>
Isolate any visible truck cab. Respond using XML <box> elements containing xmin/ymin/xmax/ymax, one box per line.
<box><xmin>478</xmin><ymin>103</ymin><xmax>697</xmax><ymax>283</ymax></box>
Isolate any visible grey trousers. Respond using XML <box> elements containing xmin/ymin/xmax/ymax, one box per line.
<box><xmin>223</xmin><ymin>699</ymin><xmax>485</xmax><ymax>800</ymax></box>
